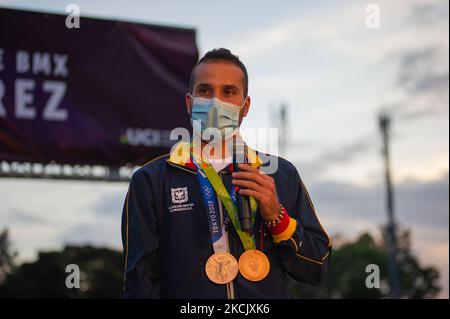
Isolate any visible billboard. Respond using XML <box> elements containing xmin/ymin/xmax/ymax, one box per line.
<box><xmin>0</xmin><ymin>8</ymin><xmax>197</xmax><ymax>166</ymax></box>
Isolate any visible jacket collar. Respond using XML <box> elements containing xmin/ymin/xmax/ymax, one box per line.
<box><xmin>166</xmin><ymin>140</ymin><xmax>263</xmax><ymax>172</ymax></box>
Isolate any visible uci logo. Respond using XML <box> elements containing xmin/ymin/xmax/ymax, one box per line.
<box><xmin>171</xmin><ymin>187</ymin><xmax>188</xmax><ymax>204</ymax></box>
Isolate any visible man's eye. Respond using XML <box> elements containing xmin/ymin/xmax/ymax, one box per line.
<box><xmin>225</xmin><ymin>89</ymin><xmax>235</xmax><ymax>95</ymax></box>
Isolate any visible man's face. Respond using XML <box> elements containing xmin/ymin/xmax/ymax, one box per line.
<box><xmin>185</xmin><ymin>60</ymin><xmax>251</xmax><ymax>125</ymax></box>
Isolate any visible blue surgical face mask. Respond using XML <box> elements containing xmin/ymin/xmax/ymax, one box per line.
<box><xmin>189</xmin><ymin>95</ymin><xmax>247</xmax><ymax>141</ymax></box>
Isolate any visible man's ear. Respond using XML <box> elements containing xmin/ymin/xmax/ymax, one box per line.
<box><xmin>185</xmin><ymin>93</ymin><xmax>193</xmax><ymax>114</ymax></box>
<box><xmin>242</xmin><ymin>96</ymin><xmax>251</xmax><ymax>117</ymax></box>
<box><xmin>239</xmin><ymin>96</ymin><xmax>251</xmax><ymax>126</ymax></box>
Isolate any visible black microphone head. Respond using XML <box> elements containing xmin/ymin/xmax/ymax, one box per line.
<box><xmin>232</xmin><ymin>140</ymin><xmax>247</xmax><ymax>165</ymax></box>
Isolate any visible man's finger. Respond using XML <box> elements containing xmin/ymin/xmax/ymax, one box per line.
<box><xmin>232</xmin><ymin>171</ymin><xmax>266</xmax><ymax>187</ymax></box>
<box><xmin>238</xmin><ymin>189</ymin><xmax>264</xmax><ymax>202</ymax></box>
<box><xmin>237</xmin><ymin>163</ymin><xmax>260</xmax><ymax>173</ymax></box>
<box><xmin>232</xmin><ymin>179</ymin><xmax>270</xmax><ymax>195</ymax></box>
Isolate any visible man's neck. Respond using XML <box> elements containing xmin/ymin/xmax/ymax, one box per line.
<box><xmin>197</xmin><ymin>133</ymin><xmax>243</xmax><ymax>161</ymax></box>
<box><xmin>200</xmin><ymin>140</ymin><xmax>231</xmax><ymax>160</ymax></box>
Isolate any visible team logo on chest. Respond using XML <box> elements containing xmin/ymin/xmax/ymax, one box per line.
<box><xmin>169</xmin><ymin>186</ymin><xmax>194</xmax><ymax>213</ymax></box>
<box><xmin>171</xmin><ymin>187</ymin><xmax>188</xmax><ymax>203</ymax></box>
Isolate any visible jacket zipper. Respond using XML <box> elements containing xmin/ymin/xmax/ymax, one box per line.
<box><xmin>218</xmin><ymin>171</ymin><xmax>235</xmax><ymax>299</ymax></box>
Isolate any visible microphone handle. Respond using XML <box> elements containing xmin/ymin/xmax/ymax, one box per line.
<box><xmin>239</xmin><ymin>194</ymin><xmax>252</xmax><ymax>234</ymax></box>
<box><xmin>234</xmin><ymin>146</ymin><xmax>252</xmax><ymax>234</ymax></box>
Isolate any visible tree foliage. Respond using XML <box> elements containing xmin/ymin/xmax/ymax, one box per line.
<box><xmin>288</xmin><ymin>229</ymin><xmax>441</xmax><ymax>299</ymax></box>
<box><xmin>0</xmin><ymin>228</ymin><xmax>441</xmax><ymax>298</ymax></box>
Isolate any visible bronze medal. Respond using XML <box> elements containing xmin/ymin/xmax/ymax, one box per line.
<box><xmin>238</xmin><ymin>249</ymin><xmax>270</xmax><ymax>282</ymax></box>
<box><xmin>205</xmin><ymin>252</ymin><xmax>239</xmax><ymax>284</ymax></box>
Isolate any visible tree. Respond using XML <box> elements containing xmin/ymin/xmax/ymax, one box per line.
<box><xmin>0</xmin><ymin>245</ymin><xmax>123</xmax><ymax>298</ymax></box>
<box><xmin>288</xmin><ymin>229</ymin><xmax>441</xmax><ymax>298</ymax></box>
<box><xmin>387</xmin><ymin>228</ymin><xmax>441</xmax><ymax>298</ymax></box>
<box><xmin>0</xmin><ymin>228</ymin><xmax>441</xmax><ymax>298</ymax></box>
<box><xmin>0</xmin><ymin>229</ymin><xmax>17</xmax><ymax>284</ymax></box>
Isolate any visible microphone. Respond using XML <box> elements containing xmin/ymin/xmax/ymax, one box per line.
<box><xmin>233</xmin><ymin>141</ymin><xmax>252</xmax><ymax>235</ymax></box>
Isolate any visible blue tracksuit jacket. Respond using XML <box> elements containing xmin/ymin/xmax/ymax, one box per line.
<box><xmin>121</xmin><ymin>142</ymin><xmax>331</xmax><ymax>298</ymax></box>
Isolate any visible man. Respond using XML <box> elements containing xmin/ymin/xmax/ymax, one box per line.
<box><xmin>121</xmin><ymin>48</ymin><xmax>331</xmax><ymax>298</ymax></box>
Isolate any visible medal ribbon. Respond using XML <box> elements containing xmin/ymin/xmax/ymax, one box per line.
<box><xmin>192</xmin><ymin>151</ymin><xmax>257</xmax><ymax>252</ymax></box>
<box><xmin>195</xmin><ymin>166</ymin><xmax>229</xmax><ymax>253</ymax></box>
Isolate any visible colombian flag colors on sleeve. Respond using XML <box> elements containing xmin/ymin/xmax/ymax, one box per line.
<box><xmin>267</xmin><ymin>206</ymin><xmax>298</xmax><ymax>244</ymax></box>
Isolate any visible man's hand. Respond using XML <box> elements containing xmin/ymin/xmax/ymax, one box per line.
<box><xmin>231</xmin><ymin>163</ymin><xmax>280</xmax><ymax>222</ymax></box>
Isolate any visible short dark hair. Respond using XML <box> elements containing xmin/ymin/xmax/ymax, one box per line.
<box><xmin>189</xmin><ymin>48</ymin><xmax>249</xmax><ymax>97</ymax></box>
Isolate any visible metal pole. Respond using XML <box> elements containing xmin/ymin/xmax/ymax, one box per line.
<box><xmin>279</xmin><ymin>104</ymin><xmax>287</xmax><ymax>157</ymax></box>
<box><xmin>379</xmin><ymin>112</ymin><xmax>401</xmax><ymax>298</ymax></box>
